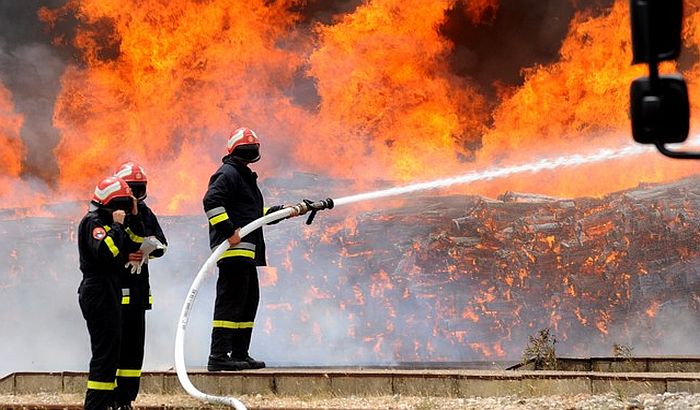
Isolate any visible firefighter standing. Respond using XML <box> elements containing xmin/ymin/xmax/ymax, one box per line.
<box><xmin>78</xmin><ymin>176</ymin><xmax>142</xmax><ymax>410</ymax></box>
<box><xmin>112</xmin><ymin>162</ymin><xmax>167</xmax><ymax>409</ymax></box>
<box><xmin>203</xmin><ymin>127</ymin><xmax>287</xmax><ymax>371</ymax></box>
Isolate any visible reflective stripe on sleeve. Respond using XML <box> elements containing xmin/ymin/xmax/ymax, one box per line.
<box><xmin>125</xmin><ymin>227</ymin><xmax>144</xmax><ymax>243</ymax></box>
<box><xmin>217</xmin><ymin>242</ymin><xmax>256</xmax><ymax>261</ymax></box>
<box><xmin>104</xmin><ymin>237</ymin><xmax>119</xmax><ymax>257</ymax></box>
<box><xmin>209</xmin><ymin>212</ymin><xmax>230</xmax><ymax>226</ymax></box>
<box><xmin>212</xmin><ymin>320</ymin><xmax>254</xmax><ymax>329</ymax></box>
<box><xmin>121</xmin><ymin>288</ymin><xmax>130</xmax><ymax>305</ymax></box>
<box><xmin>87</xmin><ymin>380</ymin><xmax>116</xmax><ymax>390</ymax></box>
<box><xmin>233</xmin><ymin>242</ymin><xmax>256</xmax><ymax>251</ymax></box>
<box><xmin>206</xmin><ymin>206</ymin><xmax>227</xmax><ymax>219</ymax></box>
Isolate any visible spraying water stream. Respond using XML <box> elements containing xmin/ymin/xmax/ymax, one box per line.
<box><xmin>175</xmin><ymin>137</ymin><xmax>699</xmax><ymax>408</ymax></box>
<box><xmin>334</xmin><ymin>138</ymin><xmax>698</xmax><ymax>206</ymax></box>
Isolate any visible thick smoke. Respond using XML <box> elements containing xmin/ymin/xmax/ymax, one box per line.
<box><xmin>441</xmin><ymin>0</ymin><xmax>615</xmax><ymax>99</ymax></box>
<box><xmin>0</xmin><ymin>0</ymin><xmax>69</xmax><ymax>183</ymax></box>
<box><xmin>5</xmin><ymin>180</ymin><xmax>700</xmax><ymax>378</ymax></box>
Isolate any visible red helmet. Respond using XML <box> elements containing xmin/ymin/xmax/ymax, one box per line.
<box><xmin>92</xmin><ymin>176</ymin><xmax>132</xmax><ymax>207</ymax></box>
<box><xmin>114</xmin><ymin>161</ymin><xmax>147</xmax><ymax>183</ymax></box>
<box><xmin>226</xmin><ymin>127</ymin><xmax>260</xmax><ymax>159</ymax></box>
<box><xmin>114</xmin><ymin>161</ymin><xmax>148</xmax><ymax>200</ymax></box>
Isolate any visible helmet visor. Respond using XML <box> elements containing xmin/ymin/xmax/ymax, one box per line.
<box><xmin>129</xmin><ymin>182</ymin><xmax>147</xmax><ymax>200</ymax></box>
<box><xmin>232</xmin><ymin>144</ymin><xmax>260</xmax><ymax>163</ymax></box>
<box><xmin>107</xmin><ymin>196</ymin><xmax>133</xmax><ymax>214</ymax></box>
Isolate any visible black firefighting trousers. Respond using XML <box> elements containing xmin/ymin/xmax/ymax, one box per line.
<box><xmin>114</xmin><ymin>300</ymin><xmax>146</xmax><ymax>406</ymax></box>
<box><xmin>209</xmin><ymin>258</ymin><xmax>260</xmax><ymax>359</ymax></box>
<box><xmin>79</xmin><ymin>278</ymin><xmax>121</xmax><ymax>410</ymax></box>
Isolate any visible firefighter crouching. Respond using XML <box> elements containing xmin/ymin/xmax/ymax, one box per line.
<box><xmin>78</xmin><ymin>176</ymin><xmax>142</xmax><ymax>410</ymax></box>
<box><xmin>112</xmin><ymin>162</ymin><xmax>167</xmax><ymax>409</ymax></box>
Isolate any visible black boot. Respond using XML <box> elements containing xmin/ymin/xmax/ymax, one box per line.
<box><xmin>244</xmin><ymin>355</ymin><xmax>266</xmax><ymax>369</ymax></box>
<box><xmin>232</xmin><ymin>327</ymin><xmax>265</xmax><ymax>368</ymax></box>
<box><xmin>207</xmin><ymin>354</ymin><xmax>251</xmax><ymax>372</ymax></box>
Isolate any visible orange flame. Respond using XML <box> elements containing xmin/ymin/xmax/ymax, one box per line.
<box><xmin>0</xmin><ymin>82</ymin><xmax>29</xmax><ymax>208</ymax></box>
<box><xmin>32</xmin><ymin>0</ymin><xmax>700</xmax><ymax>214</ymax></box>
<box><xmin>40</xmin><ymin>0</ymin><xmax>306</xmax><ymax>213</ymax></box>
<box><xmin>646</xmin><ymin>300</ymin><xmax>660</xmax><ymax>318</ymax></box>
<box><xmin>475</xmin><ymin>1</ymin><xmax>700</xmax><ymax>199</ymax></box>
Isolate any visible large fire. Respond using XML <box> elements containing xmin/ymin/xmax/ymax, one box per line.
<box><xmin>0</xmin><ymin>82</ymin><xmax>26</xmax><ymax>207</ymax></box>
<box><xmin>2</xmin><ymin>0</ymin><xmax>700</xmax><ymax>368</ymax></box>
<box><xmin>20</xmin><ymin>0</ymin><xmax>698</xmax><ymax>214</ymax></box>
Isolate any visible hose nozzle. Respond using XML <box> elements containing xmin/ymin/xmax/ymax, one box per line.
<box><xmin>291</xmin><ymin>197</ymin><xmax>334</xmax><ymax>224</ymax></box>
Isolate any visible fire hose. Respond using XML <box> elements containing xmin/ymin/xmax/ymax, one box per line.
<box><xmin>174</xmin><ymin>198</ymin><xmax>334</xmax><ymax>409</ymax></box>
<box><xmin>173</xmin><ymin>137</ymin><xmax>700</xmax><ymax>407</ymax></box>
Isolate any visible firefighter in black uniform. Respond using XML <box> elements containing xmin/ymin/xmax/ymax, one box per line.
<box><xmin>112</xmin><ymin>161</ymin><xmax>167</xmax><ymax>409</ymax></box>
<box><xmin>78</xmin><ymin>176</ymin><xmax>142</xmax><ymax>410</ymax></box>
<box><xmin>203</xmin><ymin>127</ymin><xmax>289</xmax><ymax>371</ymax></box>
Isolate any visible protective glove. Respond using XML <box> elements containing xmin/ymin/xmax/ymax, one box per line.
<box><xmin>266</xmin><ymin>204</ymin><xmax>285</xmax><ymax>214</ymax></box>
<box><xmin>125</xmin><ymin>260</ymin><xmax>143</xmax><ymax>274</ymax></box>
<box><xmin>125</xmin><ymin>236</ymin><xmax>166</xmax><ymax>274</ymax></box>
<box><xmin>266</xmin><ymin>204</ymin><xmax>294</xmax><ymax>225</ymax></box>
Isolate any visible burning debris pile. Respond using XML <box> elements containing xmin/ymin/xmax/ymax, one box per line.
<box><xmin>2</xmin><ymin>175</ymin><xmax>700</xmax><ymax>369</ymax></box>
<box><xmin>254</xmin><ymin>175</ymin><xmax>700</xmax><ymax>362</ymax></box>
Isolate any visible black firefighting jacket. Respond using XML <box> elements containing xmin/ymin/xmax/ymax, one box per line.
<box><xmin>118</xmin><ymin>201</ymin><xmax>168</xmax><ymax>310</ymax></box>
<box><xmin>78</xmin><ymin>208</ymin><xmax>143</xmax><ymax>286</ymax></box>
<box><xmin>203</xmin><ymin>156</ymin><xmax>278</xmax><ymax>266</ymax></box>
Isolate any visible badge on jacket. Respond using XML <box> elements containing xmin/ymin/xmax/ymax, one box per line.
<box><xmin>92</xmin><ymin>227</ymin><xmax>106</xmax><ymax>240</ymax></box>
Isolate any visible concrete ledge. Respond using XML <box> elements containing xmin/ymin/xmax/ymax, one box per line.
<box><xmin>0</xmin><ymin>374</ymin><xmax>14</xmax><ymax>395</ymax></box>
<box><xmin>274</xmin><ymin>374</ymin><xmax>331</xmax><ymax>396</ymax></box>
<box><xmin>668</xmin><ymin>380</ymin><xmax>700</xmax><ymax>393</ymax></box>
<box><xmin>591</xmin><ymin>379</ymin><xmax>666</xmax><ymax>396</ymax></box>
<box><xmin>520</xmin><ymin>377</ymin><xmax>590</xmax><ymax>397</ymax></box>
<box><xmin>4</xmin><ymin>368</ymin><xmax>700</xmax><ymax>398</ymax></box>
<box><xmin>15</xmin><ymin>373</ymin><xmax>63</xmax><ymax>394</ymax></box>
<box><xmin>61</xmin><ymin>373</ymin><xmax>85</xmax><ymax>394</ymax></box>
<box><xmin>236</xmin><ymin>375</ymin><xmax>275</xmax><ymax>396</ymax></box>
<box><xmin>512</xmin><ymin>356</ymin><xmax>700</xmax><ymax>373</ymax></box>
<box><xmin>457</xmin><ymin>378</ymin><xmax>520</xmax><ymax>397</ymax></box>
<box><xmin>140</xmin><ymin>372</ymin><xmax>165</xmax><ymax>394</ymax></box>
<box><xmin>649</xmin><ymin>360</ymin><xmax>700</xmax><ymax>373</ymax></box>
<box><xmin>393</xmin><ymin>375</ymin><xmax>458</xmax><ymax>397</ymax></box>
<box><xmin>592</xmin><ymin>359</ymin><xmax>648</xmax><ymax>373</ymax></box>
<box><xmin>330</xmin><ymin>375</ymin><xmax>392</xmax><ymax>396</ymax></box>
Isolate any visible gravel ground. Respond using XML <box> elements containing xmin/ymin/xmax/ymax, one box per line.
<box><xmin>2</xmin><ymin>393</ymin><xmax>700</xmax><ymax>409</ymax></box>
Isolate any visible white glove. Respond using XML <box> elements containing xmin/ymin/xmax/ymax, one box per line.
<box><xmin>125</xmin><ymin>236</ymin><xmax>166</xmax><ymax>274</ymax></box>
<box><xmin>140</xmin><ymin>236</ymin><xmax>166</xmax><ymax>259</ymax></box>
<box><xmin>125</xmin><ymin>260</ymin><xmax>142</xmax><ymax>274</ymax></box>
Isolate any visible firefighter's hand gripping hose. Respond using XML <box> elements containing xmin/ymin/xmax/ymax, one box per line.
<box><xmin>174</xmin><ymin>198</ymin><xmax>333</xmax><ymax>409</ymax></box>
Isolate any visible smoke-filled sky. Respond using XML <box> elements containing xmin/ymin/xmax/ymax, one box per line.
<box><xmin>0</xmin><ymin>0</ymin><xmax>66</xmax><ymax>180</ymax></box>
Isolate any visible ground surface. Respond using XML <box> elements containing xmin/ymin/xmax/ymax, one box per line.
<box><xmin>2</xmin><ymin>392</ymin><xmax>700</xmax><ymax>409</ymax></box>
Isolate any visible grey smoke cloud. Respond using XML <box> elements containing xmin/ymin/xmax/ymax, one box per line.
<box><xmin>0</xmin><ymin>0</ymin><xmax>69</xmax><ymax>182</ymax></box>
